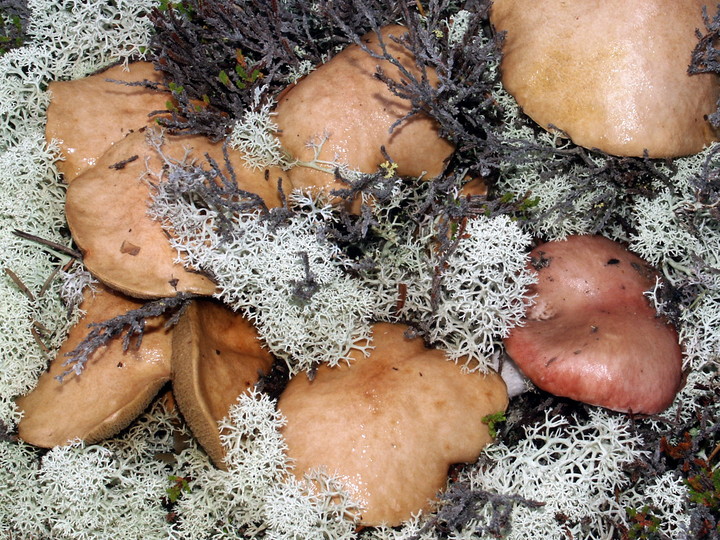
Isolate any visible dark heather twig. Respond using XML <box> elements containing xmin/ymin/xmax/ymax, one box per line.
<box><xmin>39</xmin><ymin>259</ymin><xmax>75</xmax><ymax>299</ymax></box>
<box><xmin>58</xmin><ymin>293</ymin><xmax>198</xmax><ymax>381</ymax></box>
<box><xmin>157</xmin><ymin>142</ymin><xmax>271</xmax><ymax>242</ymax></box>
<box><xmin>147</xmin><ymin>0</ymin><xmax>407</xmax><ymax>139</ymax></box>
<box><xmin>410</xmin><ymin>482</ymin><xmax>544</xmax><ymax>539</ymax></box>
<box><xmin>262</xmin><ymin>178</ymin><xmax>295</xmax><ymax>232</ymax></box>
<box><xmin>290</xmin><ymin>250</ymin><xmax>320</xmax><ymax>304</ymax></box>
<box><xmin>0</xmin><ymin>0</ymin><xmax>29</xmax><ymax>55</ymax></box>
<box><xmin>109</xmin><ymin>154</ymin><xmax>139</xmax><ymax>170</ymax></box>
<box><xmin>690</xmin><ymin>144</ymin><xmax>720</xmax><ymax>221</ymax></box>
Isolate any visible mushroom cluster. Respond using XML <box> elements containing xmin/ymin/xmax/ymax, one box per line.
<box><xmin>4</xmin><ymin>0</ymin><xmax>708</xmax><ymax>536</ymax></box>
<box><xmin>13</xmin><ymin>7</ymin><xmax>695</xmax><ymax>529</ymax></box>
<box><xmin>16</xmin><ymin>25</ymin><xmax>510</xmax><ymax>526</ymax></box>
<box><xmin>487</xmin><ymin>1</ymin><xmax>694</xmax><ymax>413</ymax></box>
<box><xmin>18</xmin><ymin>59</ymin><xmax>285</xmax><ymax>444</ymax></box>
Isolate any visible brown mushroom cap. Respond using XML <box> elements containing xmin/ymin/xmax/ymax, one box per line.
<box><xmin>46</xmin><ymin>61</ymin><xmax>168</xmax><ymax>182</ymax></box>
<box><xmin>277</xmin><ymin>322</ymin><xmax>508</xmax><ymax>526</ymax></box>
<box><xmin>274</xmin><ymin>25</ymin><xmax>454</xmax><ymax>196</ymax></box>
<box><xmin>65</xmin><ymin>126</ymin><xmax>284</xmax><ymax>298</ymax></box>
<box><xmin>171</xmin><ymin>299</ymin><xmax>274</xmax><ymax>468</ymax></box>
<box><xmin>490</xmin><ymin>0</ymin><xmax>719</xmax><ymax>158</ymax></box>
<box><xmin>16</xmin><ymin>284</ymin><xmax>173</xmax><ymax>447</ymax></box>
<box><xmin>504</xmin><ymin>235</ymin><xmax>683</xmax><ymax>414</ymax></box>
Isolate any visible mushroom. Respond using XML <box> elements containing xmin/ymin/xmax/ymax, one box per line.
<box><xmin>65</xmin><ymin>126</ymin><xmax>284</xmax><ymax>298</ymax></box>
<box><xmin>15</xmin><ymin>284</ymin><xmax>173</xmax><ymax>447</ymax></box>
<box><xmin>171</xmin><ymin>299</ymin><xmax>274</xmax><ymax>468</ymax></box>
<box><xmin>490</xmin><ymin>0</ymin><xmax>719</xmax><ymax>157</ymax></box>
<box><xmin>277</xmin><ymin>322</ymin><xmax>508</xmax><ymax>526</ymax></box>
<box><xmin>274</xmin><ymin>25</ymin><xmax>454</xmax><ymax>199</ymax></box>
<box><xmin>46</xmin><ymin>61</ymin><xmax>168</xmax><ymax>182</ymax></box>
<box><xmin>503</xmin><ymin>235</ymin><xmax>683</xmax><ymax>414</ymax></box>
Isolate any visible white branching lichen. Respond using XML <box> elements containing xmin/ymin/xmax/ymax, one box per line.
<box><xmin>151</xmin><ymin>163</ymin><xmax>375</xmax><ymax>375</ymax></box>
<box><xmin>360</xmin><ymin>182</ymin><xmax>535</xmax><ymax>369</ymax></box>
<box><xmin>1</xmin><ymin>400</ymin><xmax>187</xmax><ymax>539</ymax></box>
<box><xmin>26</xmin><ymin>0</ymin><xmax>154</xmax><ymax>78</ymax></box>
<box><xmin>262</xmin><ymin>473</ymin><xmax>359</xmax><ymax>540</ymax></box>
<box><xmin>445</xmin><ymin>9</ymin><xmax>473</xmax><ymax>46</ymax></box>
<box><xmin>466</xmin><ymin>410</ymin><xmax>646</xmax><ymax>539</ymax></box>
<box><xmin>228</xmin><ymin>93</ymin><xmax>363</xmax><ymax>181</ymax></box>
<box><xmin>428</xmin><ymin>215</ymin><xmax>535</xmax><ymax>368</ymax></box>
<box><xmin>629</xmin><ymin>145</ymin><xmax>720</xmax><ymax>373</ymax></box>
<box><xmin>0</xmin><ymin>135</ymin><xmax>69</xmax><ymax>424</ymax></box>
<box><xmin>229</xmin><ymin>89</ymin><xmax>288</xmax><ymax>170</ymax></box>
<box><xmin>620</xmin><ymin>470</ymin><xmax>692</xmax><ymax>539</ymax></box>
<box><xmin>58</xmin><ymin>265</ymin><xmax>97</xmax><ymax>313</ymax></box>
<box><xmin>174</xmin><ymin>390</ymin><xmax>360</xmax><ymax>539</ymax></box>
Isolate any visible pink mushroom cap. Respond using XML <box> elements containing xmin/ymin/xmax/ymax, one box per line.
<box><xmin>504</xmin><ymin>235</ymin><xmax>683</xmax><ymax>414</ymax></box>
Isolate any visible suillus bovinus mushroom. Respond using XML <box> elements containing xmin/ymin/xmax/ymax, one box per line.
<box><xmin>16</xmin><ymin>293</ymin><xmax>274</xmax><ymax>464</ymax></box>
<box><xmin>64</xmin><ymin>126</ymin><xmax>284</xmax><ymax>299</ymax></box>
<box><xmin>275</xmin><ymin>25</ymin><xmax>454</xmax><ymax>199</ymax></box>
<box><xmin>16</xmin><ymin>284</ymin><xmax>173</xmax><ymax>447</ymax></box>
<box><xmin>171</xmin><ymin>299</ymin><xmax>274</xmax><ymax>468</ymax></box>
<box><xmin>503</xmin><ymin>235</ymin><xmax>683</xmax><ymax>414</ymax></box>
<box><xmin>45</xmin><ymin>61</ymin><xmax>168</xmax><ymax>182</ymax></box>
<box><xmin>490</xmin><ymin>0</ymin><xmax>720</xmax><ymax>158</ymax></box>
<box><xmin>277</xmin><ymin>322</ymin><xmax>508</xmax><ymax>526</ymax></box>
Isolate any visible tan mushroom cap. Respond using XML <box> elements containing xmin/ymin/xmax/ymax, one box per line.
<box><xmin>171</xmin><ymin>299</ymin><xmax>274</xmax><ymax>468</ymax></box>
<box><xmin>65</xmin><ymin>126</ymin><xmax>284</xmax><ymax>298</ymax></box>
<box><xmin>504</xmin><ymin>235</ymin><xmax>683</xmax><ymax>414</ymax></box>
<box><xmin>277</xmin><ymin>322</ymin><xmax>508</xmax><ymax>526</ymax></box>
<box><xmin>275</xmin><ymin>25</ymin><xmax>455</xmax><ymax>197</ymax></box>
<box><xmin>16</xmin><ymin>284</ymin><xmax>172</xmax><ymax>447</ymax></box>
<box><xmin>46</xmin><ymin>61</ymin><xmax>168</xmax><ymax>182</ymax></box>
<box><xmin>490</xmin><ymin>0</ymin><xmax>720</xmax><ymax>158</ymax></box>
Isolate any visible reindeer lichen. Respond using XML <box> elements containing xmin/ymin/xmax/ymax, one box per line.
<box><xmin>174</xmin><ymin>389</ymin><xmax>360</xmax><ymax>539</ymax></box>
<box><xmin>467</xmin><ymin>409</ymin><xmax>647</xmax><ymax>539</ymax></box>
<box><xmin>149</xmin><ymin>151</ymin><xmax>374</xmax><ymax>374</ymax></box>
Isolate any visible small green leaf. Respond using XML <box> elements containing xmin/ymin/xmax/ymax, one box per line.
<box><xmin>166</xmin><ymin>475</ymin><xmax>191</xmax><ymax>503</ymax></box>
<box><xmin>168</xmin><ymin>81</ymin><xmax>184</xmax><ymax>94</ymax></box>
<box><xmin>481</xmin><ymin>411</ymin><xmax>506</xmax><ymax>438</ymax></box>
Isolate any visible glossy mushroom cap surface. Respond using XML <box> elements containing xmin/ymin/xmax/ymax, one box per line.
<box><xmin>171</xmin><ymin>300</ymin><xmax>274</xmax><ymax>468</ymax></box>
<box><xmin>504</xmin><ymin>235</ymin><xmax>683</xmax><ymax>414</ymax></box>
<box><xmin>46</xmin><ymin>61</ymin><xmax>168</xmax><ymax>182</ymax></box>
<box><xmin>278</xmin><ymin>322</ymin><xmax>508</xmax><ymax>526</ymax></box>
<box><xmin>16</xmin><ymin>285</ymin><xmax>172</xmax><ymax>447</ymax></box>
<box><xmin>275</xmin><ymin>25</ymin><xmax>454</xmax><ymax>196</ymax></box>
<box><xmin>65</xmin><ymin>127</ymin><xmax>283</xmax><ymax>298</ymax></box>
<box><xmin>491</xmin><ymin>0</ymin><xmax>719</xmax><ymax>157</ymax></box>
